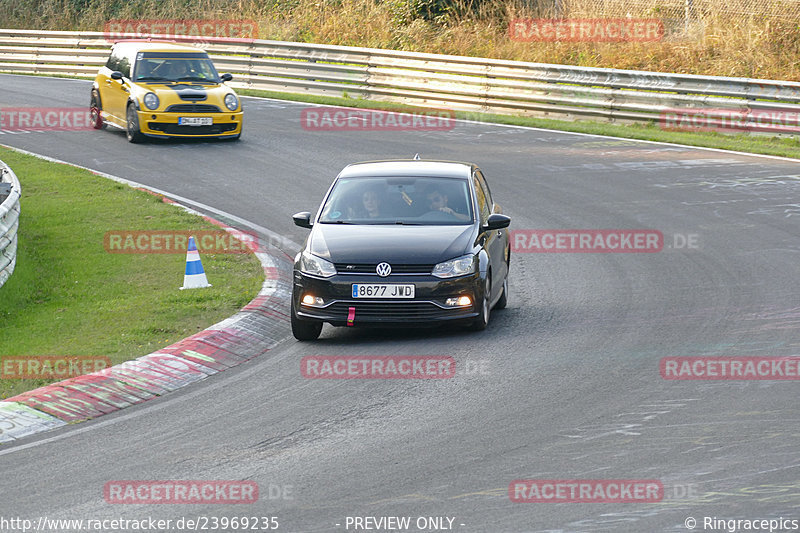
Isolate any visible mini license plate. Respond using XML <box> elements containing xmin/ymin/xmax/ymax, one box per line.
<box><xmin>179</xmin><ymin>117</ymin><xmax>212</xmax><ymax>126</ymax></box>
<box><xmin>352</xmin><ymin>284</ymin><xmax>415</xmax><ymax>299</ymax></box>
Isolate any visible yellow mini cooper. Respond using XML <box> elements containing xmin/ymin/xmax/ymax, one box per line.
<box><xmin>90</xmin><ymin>41</ymin><xmax>243</xmax><ymax>142</ymax></box>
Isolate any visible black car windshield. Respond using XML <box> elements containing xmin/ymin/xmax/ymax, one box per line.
<box><xmin>133</xmin><ymin>52</ymin><xmax>221</xmax><ymax>83</ymax></box>
<box><xmin>319</xmin><ymin>177</ymin><xmax>474</xmax><ymax>225</ymax></box>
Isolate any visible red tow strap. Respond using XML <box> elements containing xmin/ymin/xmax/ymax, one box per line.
<box><xmin>347</xmin><ymin>306</ymin><xmax>355</xmax><ymax>326</ymax></box>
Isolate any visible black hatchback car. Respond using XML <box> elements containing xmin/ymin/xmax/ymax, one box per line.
<box><xmin>290</xmin><ymin>158</ymin><xmax>511</xmax><ymax>340</ymax></box>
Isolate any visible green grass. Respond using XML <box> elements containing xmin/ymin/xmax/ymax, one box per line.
<box><xmin>0</xmin><ymin>147</ymin><xmax>264</xmax><ymax>399</ymax></box>
<box><xmin>239</xmin><ymin>88</ymin><xmax>800</xmax><ymax>159</ymax></box>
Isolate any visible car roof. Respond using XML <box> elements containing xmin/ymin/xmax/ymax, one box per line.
<box><xmin>338</xmin><ymin>160</ymin><xmax>475</xmax><ymax>179</ymax></box>
<box><xmin>112</xmin><ymin>41</ymin><xmax>206</xmax><ymax>54</ymax></box>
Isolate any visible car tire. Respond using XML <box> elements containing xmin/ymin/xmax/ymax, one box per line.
<box><xmin>291</xmin><ymin>306</ymin><xmax>322</xmax><ymax>341</ymax></box>
<box><xmin>90</xmin><ymin>91</ymin><xmax>104</xmax><ymax>130</ymax></box>
<box><xmin>126</xmin><ymin>104</ymin><xmax>145</xmax><ymax>143</ymax></box>
<box><xmin>495</xmin><ymin>275</ymin><xmax>508</xmax><ymax>310</ymax></box>
<box><xmin>471</xmin><ymin>274</ymin><xmax>491</xmax><ymax>331</ymax></box>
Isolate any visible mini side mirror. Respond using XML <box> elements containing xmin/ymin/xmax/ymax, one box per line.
<box><xmin>110</xmin><ymin>71</ymin><xmax>123</xmax><ymax>80</ymax></box>
<box><xmin>220</xmin><ymin>73</ymin><xmax>233</xmax><ymax>82</ymax></box>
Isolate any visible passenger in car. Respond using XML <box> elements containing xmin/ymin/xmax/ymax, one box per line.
<box><xmin>426</xmin><ymin>188</ymin><xmax>470</xmax><ymax>221</ymax></box>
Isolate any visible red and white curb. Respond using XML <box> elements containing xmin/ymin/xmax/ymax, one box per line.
<box><xmin>0</xmin><ymin>147</ymin><xmax>295</xmax><ymax>444</ymax></box>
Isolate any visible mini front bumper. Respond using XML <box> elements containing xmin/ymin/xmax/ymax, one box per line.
<box><xmin>137</xmin><ymin>110</ymin><xmax>243</xmax><ymax>138</ymax></box>
<box><xmin>292</xmin><ymin>271</ymin><xmax>484</xmax><ymax>327</ymax></box>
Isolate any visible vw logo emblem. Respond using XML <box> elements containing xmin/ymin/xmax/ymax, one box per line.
<box><xmin>376</xmin><ymin>262</ymin><xmax>392</xmax><ymax>277</ymax></box>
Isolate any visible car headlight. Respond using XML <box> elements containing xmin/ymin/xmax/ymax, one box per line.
<box><xmin>432</xmin><ymin>254</ymin><xmax>476</xmax><ymax>278</ymax></box>
<box><xmin>224</xmin><ymin>93</ymin><xmax>239</xmax><ymax>111</ymax></box>
<box><xmin>143</xmin><ymin>92</ymin><xmax>159</xmax><ymax>110</ymax></box>
<box><xmin>299</xmin><ymin>250</ymin><xmax>337</xmax><ymax>278</ymax></box>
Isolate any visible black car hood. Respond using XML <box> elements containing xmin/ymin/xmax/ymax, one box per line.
<box><xmin>309</xmin><ymin>224</ymin><xmax>474</xmax><ymax>264</ymax></box>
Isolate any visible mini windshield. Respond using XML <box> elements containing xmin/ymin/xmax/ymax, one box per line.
<box><xmin>133</xmin><ymin>52</ymin><xmax>220</xmax><ymax>83</ymax></box>
<box><xmin>319</xmin><ymin>177</ymin><xmax>474</xmax><ymax>225</ymax></box>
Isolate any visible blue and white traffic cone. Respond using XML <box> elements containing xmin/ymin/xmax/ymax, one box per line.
<box><xmin>180</xmin><ymin>236</ymin><xmax>211</xmax><ymax>289</ymax></box>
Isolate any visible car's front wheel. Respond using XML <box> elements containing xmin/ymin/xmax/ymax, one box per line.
<box><xmin>495</xmin><ymin>275</ymin><xmax>508</xmax><ymax>310</ymax></box>
<box><xmin>126</xmin><ymin>104</ymin><xmax>144</xmax><ymax>143</ymax></box>
<box><xmin>471</xmin><ymin>274</ymin><xmax>491</xmax><ymax>331</ymax></box>
<box><xmin>90</xmin><ymin>91</ymin><xmax>104</xmax><ymax>130</ymax></box>
<box><xmin>291</xmin><ymin>306</ymin><xmax>322</xmax><ymax>341</ymax></box>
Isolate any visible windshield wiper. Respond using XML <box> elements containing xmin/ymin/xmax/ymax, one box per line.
<box><xmin>365</xmin><ymin>221</ymin><xmax>423</xmax><ymax>225</ymax></box>
<box><xmin>176</xmin><ymin>76</ymin><xmax>216</xmax><ymax>83</ymax></box>
<box><xmin>136</xmin><ymin>76</ymin><xmax>169</xmax><ymax>82</ymax></box>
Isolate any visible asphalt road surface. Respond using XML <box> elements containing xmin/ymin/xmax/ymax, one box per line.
<box><xmin>1</xmin><ymin>73</ymin><xmax>799</xmax><ymax>532</ymax></box>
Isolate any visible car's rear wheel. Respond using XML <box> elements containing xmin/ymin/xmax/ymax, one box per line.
<box><xmin>471</xmin><ymin>274</ymin><xmax>491</xmax><ymax>331</ymax></box>
<box><xmin>291</xmin><ymin>306</ymin><xmax>322</xmax><ymax>341</ymax></box>
<box><xmin>90</xmin><ymin>92</ymin><xmax>104</xmax><ymax>130</ymax></box>
<box><xmin>126</xmin><ymin>104</ymin><xmax>144</xmax><ymax>143</ymax></box>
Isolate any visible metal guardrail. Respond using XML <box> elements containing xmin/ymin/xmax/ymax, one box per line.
<box><xmin>1</xmin><ymin>29</ymin><xmax>800</xmax><ymax>132</ymax></box>
<box><xmin>0</xmin><ymin>159</ymin><xmax>21</xmax><ymax>290</ymax></box>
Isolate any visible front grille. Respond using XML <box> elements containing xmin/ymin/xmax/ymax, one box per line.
<box><xmin>302</xmin><ymin>301</ymin><xmax>473</xmax><ymax>323</ymax></box>
<box><xmin>333</xmin><ymin>263</ymin><xmax>435</xmax><ymax>275</ymax></box>
<box><xmin>165</xmin><ymin>104</ymin><xmax>221</xmax><ymax>113</ymax></box>
<box><xmin>179</xmin><ymin>94</ymin><xmax>207</xmax><ymax>101</ymax></box>
<box><xmin>147</xmin><ymin>123</ymin><xmax>237</xmax><ymax>135</ymax></box>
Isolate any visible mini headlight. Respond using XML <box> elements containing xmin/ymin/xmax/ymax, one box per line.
<box><xmin>143</xmin><ymin>92</ymin><xmax>159</xmax><ymax>110</ymax></box>
<box><xmin>299</xmin><ymin>250</ymin><xmax>337</xmax><ymax>278</ymax></box>
<box><xmin>224</xmin><ymin>93</ymin><xmax>239</xmax><ymax>111</ymax></box>
<box><xmin>432</xmin><ymin>254</ymin><xmax>476</xmax><ymax>279</ymax></box>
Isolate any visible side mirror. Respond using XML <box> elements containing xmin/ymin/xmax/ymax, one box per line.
<box><xmin>220</xmin><ymin>73</ymin><xmax>233</xmax><ymax>82</ymax></box>
<box><xmin>292</xmin><ymin>211</ymin><xmax>313</xmax><ymax>229</ymax></box>
<box><xmin>110</xmin><ymin>71</ymin><xmax>124</xmax><ymax>81</ymax></box>
<box><xmin>484</xmin><ymin>213</ymin><xmax>511</xmax><ymax>231</ymax></box>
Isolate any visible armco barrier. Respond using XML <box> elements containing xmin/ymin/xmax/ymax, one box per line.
<box><xmin>0</xmin><ymin>158</ymin><xmax>20</xmax><ymax>289</ymax></box>
<box><xmin>1</xmin><ymin>28</ymin><xmax>800</xmax><ymax>132</ymax></box>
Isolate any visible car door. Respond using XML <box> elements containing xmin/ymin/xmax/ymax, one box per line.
<box><xmin>474</xmin><ymin>170</ymin><xmax>508</xmax><ymax>299</ymax></box>
<box><xmin>101</xmin><ymin>46</ymin><xmax>132</xmax><ymax>123</ymax></box>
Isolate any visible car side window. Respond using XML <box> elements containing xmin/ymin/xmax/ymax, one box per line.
<box><xmin>473</xmin><ymin>175</ymin><xmax>490</xmax><ymax>224</ymax></box>
<box><xmin>105</xmin><ymin>49</ymin><xmax>120</xmax><ymax>71</ymax></box>
<box><xmin>117</xmin><ymin>54</ymin><xmax>131</xmax><ymax>78</ymax></box>
<box><xmin>475</xmin><ymin>170</ymin><xmax>494</xmax><ymax>213</ymax></box>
